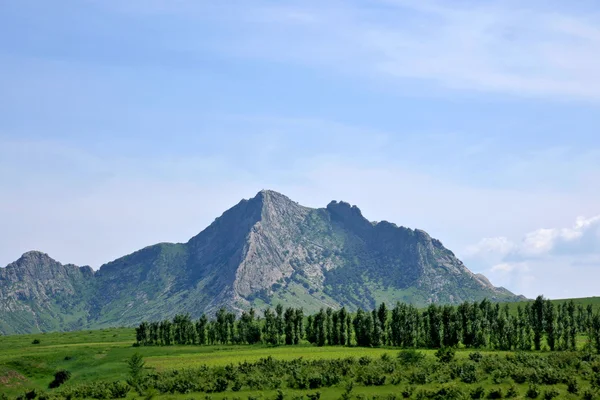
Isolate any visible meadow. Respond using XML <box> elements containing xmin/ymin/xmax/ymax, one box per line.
<box><xmin>1</xmin><ymin>296</ymin><xmax>600</xmax><ymax>399</ymax></box>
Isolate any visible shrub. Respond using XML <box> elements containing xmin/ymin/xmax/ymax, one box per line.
<box><xmin>401</xmin><ymin>386</ymin><xmax>414</xmax><ymax>399</ymax></box>
<box><xmin>582</xmin><ymin>389</ymin><xmax>595</xmax><ymax>400</ymax></box>
<box><xmin>460</xmin><ymin>362</ymin><xmax>479</xmax><ymax>384</ymax></box>
<box><xmin>32</xmin><ymin>339</ymin><xmax>41</xmax><ymax>345</ymax></box>
<box><xmin>510</xmin><ymin>368</ymin><xmax>527</xmax><ymax>384</ymax></box>
<box><xmin>469</xmin><ymin>352</ymin><xmax>483</xmax><ymax>363</ymax></box>
<box><xmin>435</xmin><ymin>347</ymin><xmax>456</xmax><ymax>363</ymax></box>
<box><xmin>539</xmin><ymin>368</ymin><xmax>561</xmax><ymax>385</ymax></box>
<box><xmin>491</xmin><ymin>369</ymin><xmax>507</xmax><ymax>384</ymax></box>
<box><xmin>435</xmin><ymin>385</ymin><xmax>464</xmax><ymax>399</ymax></box>
<box><xmin>398</xmin><ymin>350</ymin><xmax>425</xmax><ymax>365</ymax></box>
<box><xmin>49</xmin><ymin>370</ymin><xmax>71</xmax><ymax>389</ymax></box>
<box><xmin>408</xmin><ymin>371</ymin><xmax>428</xmax><ymax>385</ymax></box>
<box><xmin>339</xmin><ymin>382</ymin><xmax>353</xmax><ymax>400</ymax></box>
<box><xmin>274</xmin><ymin>389</ymin><xmax>285</xmax><ymax>400</ymax></box>
<box><xmin>470</xmin><ymin>386</ymin><xmax>485</xmax><ymax>399</ymax></box>
<box><xmin>358</xmin><ymin>356</ymin><xmax>372</xmax><ymax>366</ymax></box>
<box><xmin>486</xmin><ymin>388</ymin><xmax>503</xmax><ymax>399</ymax></box>
<box><xmin>505</xmin><ymin>386</ymin><xmax>518</xmax><ymax>398</ymax></box>
<box><xmin>306</xmin><ymin>392</ymin><xmax>321</xmax><ymax>400</ymax></box>
<box><xmin>542</xmin><ymin>389</ymin><xmax>559</xmax><ymax>400</ymax></box>
<box><xmin>566</xmin><ymin>376</ymin><xmax>579</xmax><ymax>394</ymax></box>
<box><xmin>526</xmin><ymin>385</ymin><xmax>540</xmax><ymax>399</ymax></box>
<box><xmin>232</xmin><ymin>380</ymin><xmax>243</xmax><ymax>392</ymax></box>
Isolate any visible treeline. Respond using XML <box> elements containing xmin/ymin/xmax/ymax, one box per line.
<box><xmin>135</xmin><ymin>296</ymin><xmax>600</xmax><ymax>352</ymax></box>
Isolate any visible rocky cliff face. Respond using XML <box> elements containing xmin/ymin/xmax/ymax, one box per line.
<box><xmin>0</xmin><ymin>190</ymin><xmax>521</xmax><ymax>334</ymax></box>
<box><xmin>0</xmin><ymin>251</ymin><xmax>94</xmax><ymax>334</ymax></box>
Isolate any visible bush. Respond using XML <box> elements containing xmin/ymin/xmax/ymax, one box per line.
<box><xmin>542</xmin><ymin>388</ymin><xmax>559</xmax><ymax>400</ymax></box>
<box><xmin>408</xmin><ymin>371</ymin><xmax>428</xmax><ymax>385</ymax></box>
<box><xmin>435</xmin><ymin>347</ymin><xmax>456</xmax><ymax>363</ymax></box>
<box><xmin>526</xmin><ymin>385</ymin><xmax>540</xmax><ymax>399</ymax></box>
<box><xmin>469</xmin><ymin>352</ymin><xmax>483</xmax><ymax>363</ymax></box>
<box><xmin>358</xmin><ymin>356</ymin><xmax>372</xmax><ymax>366</ymax></box>
<box><xmin>510</xmin><ymin>368</ymin><xmax>527</xmax><ymax>384</ymax></box>
<box><xmin>486</xmin><ymin>388</ymin><xmax>503</xmax><ymax>399</ymax></box>
<box><xmin>582</xmin><ymin>389</ymin><xmax>596</xmax><ymax>400</ymax></box>
<box><xmin>401</xmin><ymin>386</ymin><xmax>414</xmax><ymax>399</ymax></box>
<box><xmin>470</xmin><ymin>386</ymin><xmax>485</xmax><ymax>399</ymax></box>
<box><xmin>505</xmin><ymin>386</ymin><xmax>518</xmax><ymax>398</ymax></box>
<box><xmin>566</xmin><ymin>376</ymin><xmax>579</xmax><ymax>394</ymax></box>
<box><xmin>398</xmin><ymin>350</ymin><xmax>425</xmax><ymax>365</ymax></box>
<box><xmin>460</xmin><ymin>362</ymin><xmax>479</xmax><ymax>383</ymax></box>
<box><xmin>306</xmin><ymin>392</ymin><xmax>320</xmax><ymax>400</ymax></box>
<box><xmin>49</xmin><ymin>370</ymin><xmax>71</xmax><ymax>389</ymax></box>
<box><xmin>274</xmin><ymin>389</ymin><xmax>285</xmax><ymax>400</ymax></box>
<box><xmin>32</xmin><ymin>339</ymin><xmax>41</xmax><ymax>345</ymax></box>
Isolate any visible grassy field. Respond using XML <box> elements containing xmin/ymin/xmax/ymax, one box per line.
<box><xmin>1</xmin><ymin>296</ymin><xmax>600</xmax><ymax>399</ymax></box>
<box><xmin>1</xmin><ymin>327</ymin><xmax>598</xmax><ymax>399</ymax></box>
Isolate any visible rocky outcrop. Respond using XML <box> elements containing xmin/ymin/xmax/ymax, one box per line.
<box><xmin>0</xmin><ymin>190</ymin><xmax>522</xmax><ymax>334</ymax></box>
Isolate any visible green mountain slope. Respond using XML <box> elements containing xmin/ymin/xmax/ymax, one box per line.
<box><xmin>0</xmin><ymin>190</ymin><xmax>522</xmax><ymax>334</ymax></box>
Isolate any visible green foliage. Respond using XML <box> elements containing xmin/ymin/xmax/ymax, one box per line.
<box><xmin>31</xmin><ymin>339</ymin><xmax>40</xmax><ymax>345</ymax></box>
<box><xmin>526</xmin><ymin>384</ymin><xmax>540</xmax><ymax>399</ymax></box>
<box><xmin>48</xmin><ymin>369</ymin><xmax>71</xmax><ymax>389</ymax></box>
<box><xmin>505</xmin><ymin>385</ymin><xmax>518</xmax><ymax>398</ymax></box>
<box><xmin>398</xmin><ymin>350</ymin><xmax>425</xmax><ymax>365</ymax></box>
<box><xmin>126</xmin><ymin>352</ymin><xmax>145</xmax><ymax>388</ymax></box>
<box><xmin>434</xmin><ymin>347</ymin><xmax>456</xmax><ymax>363</ymax></box>
<box><xmin>542</xmin><ymin>388</ymin><xmax>559</xmax><ymax>400</ymax></box>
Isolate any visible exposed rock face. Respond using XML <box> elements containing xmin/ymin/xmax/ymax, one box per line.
<box><xmin>0</xmin><ymin>190</ymin><xmax>522</xmax><ymax>334</ymax></box>
<box><xmin>0</xmin><ymin>251</ymin><xmax>94</xmax><ymax>334</ymax></box>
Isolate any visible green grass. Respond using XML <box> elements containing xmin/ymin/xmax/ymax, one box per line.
<box><xmin>2</xmin><ymin>295</ymin><xmax>600</xmax><ymax>398</ymax></box>
<box><xmin>1</xmin><ymin>327</ymin><xmax>595</xmax><ymax>399</ymax></box>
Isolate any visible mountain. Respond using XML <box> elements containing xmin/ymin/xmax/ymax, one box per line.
<box><xmin>0</xmin><ymin>190</ymin><xmax>521</xmax><ymax>334</ymax></box>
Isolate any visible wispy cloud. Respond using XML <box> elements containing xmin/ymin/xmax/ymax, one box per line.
<box><xmin>106</xmin><ymin>0</ymin><xmax>600</xmax><ymax>100</ymax></box>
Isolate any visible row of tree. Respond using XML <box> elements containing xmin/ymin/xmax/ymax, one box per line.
<box><xmin>135</xmin><ymin>296</ymin><xmax>600</xmax><ymax>352</ymax></box>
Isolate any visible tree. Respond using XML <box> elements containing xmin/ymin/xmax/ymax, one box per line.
<box><xmin>326</xmin><ymin>308</ymin><xmax>333</xmax><ymax>345</ymax></box>
<box><xmin>591</xmin><ymin>312</ymin><xmax>600</xmax><ymax>354</ymax></box>
<box><xmin>425</xmin><ymin>304</ymin><xmax>442</xmax><ymax>348</ymax></box>
<box><xmin>127</xmin><ymin>353</ymin><xmax>145</xmax><ymax>388</ymax></box>
<box><xmin>545</xmin><ymin>300</ymin><xmax>556</xmax><ymax>351</ymax></box>
<box><xmin>275</xmin><ymin>304</ymin><xmax>285</xmax><ymax>344</ymax></box>
<box><xmin>339</xmin><ymin>307</ymin><xmax>348</xmax><ymax>346</ymax></box>
<box><xmin>135</xmin><ymin>322</ymin><xmax>149</xmax><ymax>345</ymax></box>
<box><xmin>371</xmin><ymin>309</ymin><xmax>382</xmax><ymax>346</ymax></box>
<box><xmin>377</xmin><ymin>303</ymin><xmax>388</xmax><ymax>345</ymax></box>
<box><xmin>531</xmin><ymin>296</ymin><xmax>545</xmax><ymax>350</ymax></box>
<box><xmin>294</xmin><ymin>308</ymin><xmax>304</xmax><ymax>345</ymax></box>
<box><xmin>284</xmin><ymin>307</ymin><xmax>295</xmax><ymax>345</ymax></box>
<box><xmin>196</xmin><ymin>314</ymin><xmax>208</xmax><ymax>345</ymax></box>
<box><xmin>263</xmin><ymin>308</ymin><xmax>279</xmax><ymax>345</ymax></box>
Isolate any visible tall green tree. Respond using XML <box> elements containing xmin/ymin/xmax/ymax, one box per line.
<box><xmin>531</xmin><ymin>295</ymin><xmax>545</xmax><ymax>351</ymax></box>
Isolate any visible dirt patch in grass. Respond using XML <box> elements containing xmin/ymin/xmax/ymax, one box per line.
<box><xmin>0</xmin><ymin>370</ymin><xmax>27</xmax><ymax>388</ymax></box>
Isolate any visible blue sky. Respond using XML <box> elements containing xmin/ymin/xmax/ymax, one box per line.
<box><xmin>1</xmin><ymin>0</ymin><xmax>599</xmax><ymax>299</ymax></box>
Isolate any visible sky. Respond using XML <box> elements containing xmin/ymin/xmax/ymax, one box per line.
<box><xmin>1</xmin><ymin>0</ymin><xmax>599</xmax><ymax>300</ymax></box>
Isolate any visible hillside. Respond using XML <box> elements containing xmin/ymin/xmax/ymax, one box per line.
<box><xmin>0</xmin><ymin>190</ymin><xmax>521</xmax><ymax>334</ymax></box>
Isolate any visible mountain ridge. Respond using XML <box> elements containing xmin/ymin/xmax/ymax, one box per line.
<box><xmin>0</xmin><ymin>190</ymin><xmax>522</xmax><ymax>334</ymax></box>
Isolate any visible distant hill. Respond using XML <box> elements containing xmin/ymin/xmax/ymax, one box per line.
<box><xmin>0</xmin><ymin>190</ymin><xmax>522</xmax><ymax>334</ymax></box>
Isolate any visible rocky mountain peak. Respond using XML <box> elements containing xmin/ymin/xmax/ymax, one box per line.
<box><xmin>1</xmin><ymin>190</ymin><xmax>522</xmax><ymax>334</ymax></box>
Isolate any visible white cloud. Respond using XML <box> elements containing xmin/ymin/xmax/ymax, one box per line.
<box><xmin>464</xmin><ymin>215</ymin><xmax>600</xmax><ymax>298</ymax></box>
<box><xmin>465</xmin><ymin>237</ymin><xmax>515</xmax><ymax>259</ymax></box>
